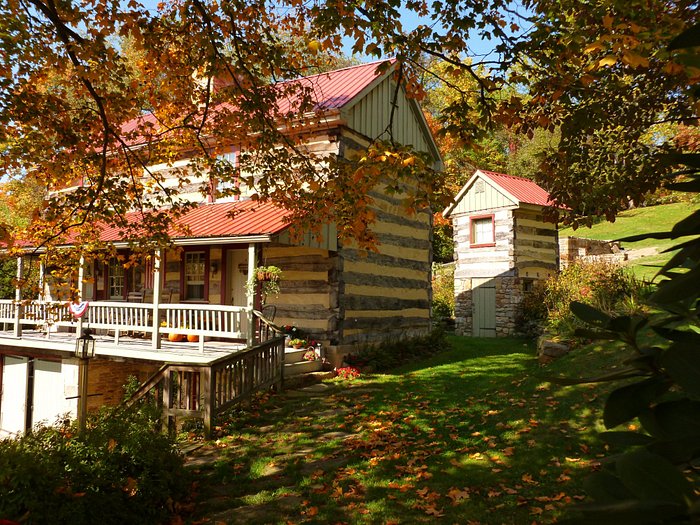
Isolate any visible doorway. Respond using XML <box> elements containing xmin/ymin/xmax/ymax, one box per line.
<box><xmin>472</xmin><ymin>278</ymin><xmax>497</xmax><ymax>337</ymax></box>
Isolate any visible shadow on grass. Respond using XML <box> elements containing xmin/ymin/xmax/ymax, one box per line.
<box><xmin>188</xmin><ymin>336</ymin><xmax>626</xmax><ymax>524</ymax></box>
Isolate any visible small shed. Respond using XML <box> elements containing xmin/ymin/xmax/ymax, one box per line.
<box><xmin>443</xmin><ymin>170</ymin><xmax>559</xmax><ymax>337</ymax></box>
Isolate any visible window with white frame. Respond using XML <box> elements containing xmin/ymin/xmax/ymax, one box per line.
<box><xmin>184</xmin><ymin>251</ymin><xmax>206</xmax><ymax>300</ymax></box>
<box><xmin>216</xmin><ymin>151</ymin><xmax>237</xmax><ymax>197</ymax></box>
<box><xmin>108</xmin><ymin>258</ymin><xmax>125</xmax><ymax>299</ymax></box>
<box><xmin>470</xmin><ymin>216</ymin><xmax>495</xmax><ymax>246</ymax></box>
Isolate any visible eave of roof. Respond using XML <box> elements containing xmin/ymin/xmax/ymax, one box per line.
<box><xmin>50</xmin><ymin>199</ymin><xmax>292</xmax><ymax>249</ymax></box>
<box><xmin>443</xmin><ymin>169</ymin><xmax>559</xmax><ymax>217</ymax></box>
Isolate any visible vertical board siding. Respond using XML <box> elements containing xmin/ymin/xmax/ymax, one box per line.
<box><xmin>451</xmin><ymin>178</ymin><xmax>516</xmax><ymax>216</ymax></box>
<box><xmin>347</xmin><ymin>77</ymin><xmax>432</xmax><ymax>156</ymax></box>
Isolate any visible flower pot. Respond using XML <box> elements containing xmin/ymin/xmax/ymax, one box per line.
<box><xmin>168</xmin><ymin>333</ymin><xmax>184</xmax><ymax>342</ymax></box>
<box><xmin>187</xmin><ymin>334</ymin><xmax>199</xmax><ymax>343</ymax></box>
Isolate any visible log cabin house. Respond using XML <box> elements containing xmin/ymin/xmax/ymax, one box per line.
<box><xmin>0</xmin><ymin>60</ymin><xmax>441</xmax><ymax>437</ymax></box>
<box><xmin>443</xmin><ymin>170</ymin><xmax>559</xmax><ymax>337</ymax></box>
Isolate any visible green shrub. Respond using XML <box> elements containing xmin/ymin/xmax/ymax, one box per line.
<box><xmin>520</xmin><ymin>261</ymin><xmax>649</xmax><ymax>339</ymax></box>
<box><xmin>344</xmin><ymin>329</ymin><xmax>450</xmax><ymax>372</ymax></box>
<box><xmin>0</xmin><ymin>404</ymin><xmax>189</xmax><ymax>525</ymax></box>
<box><xmin>432</xmin><ymin>263</ymin><xmax>455</xmax><ymax>321</ymax></box>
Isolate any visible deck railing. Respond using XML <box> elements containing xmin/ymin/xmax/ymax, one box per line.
<box><xmin>122</xmin><ymin>332</ymin><xmax>286</xmax><ymax>436</ymax></box>
<box><xmin>0</xmin><ymin>299</ymin><xmax>252</xmax><ymax>349</ymax></box>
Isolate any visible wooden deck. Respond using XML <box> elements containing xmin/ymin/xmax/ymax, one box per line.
<box><xmin>0</xmin><ymin>328</ymin><xmax>248</xmax><ymax>364</ymax></box>
<box><xmin>0</xmin><ymin>300</ymin><xmax>256</xmax><ymax>365</ymax></box>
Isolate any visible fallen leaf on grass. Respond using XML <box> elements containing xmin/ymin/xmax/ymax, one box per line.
<box><xmin>447</xmin><ymin>487</ymin><xmax>470</xmax><ymax>504</ymax></box>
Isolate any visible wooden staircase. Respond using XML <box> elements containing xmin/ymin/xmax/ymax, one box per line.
<box><xmin>284</xmin><ymin>347</ymin><xmax>324</xmax><ymax>377</ymax></box>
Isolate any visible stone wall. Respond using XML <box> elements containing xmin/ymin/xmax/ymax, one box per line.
<box><xmin>559</xmin><ymin>236</ymin><xmax>627</xmax><ymax>268</ymax></box>
<box><xmin>494</xmin><ymin>276</ymin><xmax>524</xmax><ymax>337</ymax></box>
<box><xmin>455</xmin><ymin>275</ymin><xmax>527</xmax><ymax>337</ymax></box>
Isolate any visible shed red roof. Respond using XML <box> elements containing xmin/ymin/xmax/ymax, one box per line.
<box><xmin>479</xmin><ymin>170</ymin><xmax>556</xmax><ymax>207</ymax></box>
<box><xmin>95</xmin><ymin>200</ymin><xmax>291</xmax><ymax>244</ymax></box>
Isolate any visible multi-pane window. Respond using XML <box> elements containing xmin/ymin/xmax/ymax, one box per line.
<box><xmin>184</xmin><ymin>252</ymin><xmax>206</xmax><ymax>300</ymax></box>
<box><xmin>470</xmin><ymin>216</ymin><xmax>495</xmax><ymax>246</ymax></box>
<box><xmin>108</xmin><ymin>258</ymin><xmax>125</xmax><ymax>299</ymax></box>
<box><xmin>216</xmin><ymin>151</ymin><xmax>237</xmax><ymax>197</ymax></box>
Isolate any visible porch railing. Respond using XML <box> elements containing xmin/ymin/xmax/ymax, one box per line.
<box><xmin>122</xmin><ymin>333</ymin><xmax>286</xmax><ymax>436</ymax></box>
<box><xmin>0</xmin><ymin>299</ymin><xmax>251</xmax><ymax>350</ymax></box>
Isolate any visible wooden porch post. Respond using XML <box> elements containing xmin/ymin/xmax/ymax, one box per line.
<box><xmin>13</xmin><ymin>256</ymin><xmax>23</xmax><ymax>337</ymax></box>
<box><xmin>151</xmin><ymin>249</ymin><xmax>162</xmax><ymax>350</ymax></box>
<box><xmin>38</xmin><ymin>260</ymin><xmax>45</xmax><ymax>301</ymax></box>
<box><xmin>76</xmin><ymin>255</ymin><xmax>85</xmax><ymax>338</ymax></box>
<box><xmin>202</xmin><ymin>367</ymin><xmax>215</xmax><ymax>439</ymax></box>
<box><xmin>246</xmin><ymin>243</ymin><xmax>256</xmax><ymax>347</ymax></box>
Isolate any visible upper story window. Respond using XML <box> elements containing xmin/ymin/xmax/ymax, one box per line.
<box><xmin>470</xmin><ymin>215</ymin><xmax>495</xmax><ymax>247</ymax></box>
<box><xmin>216</xmin><ymin>151</ymin><xmax>238</xmax><ymax>199</ymax></box>
<box><xmin>184</xmin><ymin>251</ymin><xmax>206</xmax><ymax>301</ymax></box>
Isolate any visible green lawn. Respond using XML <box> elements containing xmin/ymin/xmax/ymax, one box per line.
<box><xmin>560</xmin><ymin>201</ymin><xmax>699</xmax><ymax>280</ymax></box>
<box><xmin>189</xmin><ymin>336</ymin><xmax>632</xmax><ymax>524</ymax></box>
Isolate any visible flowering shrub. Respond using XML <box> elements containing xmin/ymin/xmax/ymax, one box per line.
<box><xmin>519</xmin><ymin>261</ymin><xmax>649</xmax><ymax>339</ymax></box>
<box><xmin>335</xmin><ymin>366</ymin><xmax>360</xmax><ymax>380</ymax></box>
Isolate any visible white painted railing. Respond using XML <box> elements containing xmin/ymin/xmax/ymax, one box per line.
<box><xmin>0</xmin><ymin>300</ymin><xmax>251</xmax><ymax>350</ymax></box>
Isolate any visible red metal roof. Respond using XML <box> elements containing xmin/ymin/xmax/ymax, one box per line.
<box><xmin>276</xmin><ymin>59</ymin><xmax>392</xmax><ymax>114</ymax></box>
<box><xmin>96</xmin><ymin>200</ymin><xmax>291</xmax><ymax>243</ymax></box>
<box><xmin>120</xmin><ymin>60</ymin><xmax>393</xmax><ymax>144</ymax></box>
<box><xmin>479</xmin><ymin>170</ymin><xmax>556</xmax><ymax>207</ymax></box>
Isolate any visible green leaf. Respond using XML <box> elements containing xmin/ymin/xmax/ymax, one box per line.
<box><xmin>573</xmin><ymin>327</ymin><xmax>620</xmax><ymax>340</ymax></box>
<box><xmin>604</xmin><ymin>377</ymin><xmax>670</xmax><ymax>428</ymax></box>
<box><xmin>570</xmin><ymin>301</ymin><xmax>611</xmax><ymax>326</ymax></box>
<box><xmin>583</xmin><ymin>470</ymin><xmax>633</xmax><ymax>503</ymax></box>
<box><xmin>572</xmin><ymin>499</ymin><xmax>686</xmax><ymax>524</ymax></box>
<box><xmin>660</xmin><ymin>152</ymin><xmax>700</xmax><ymax>168</ymax></box>
<box><xmin>648</xmin><ymin>436</ymin><xmax>700</xmax><ymax>464</ymax></box>
<box><xmin>661</xmin><ymin>342</ymin><xmax>700</xmax><ymax>398</ymax></box>
<box><xmin>642</xmin><ymin>399</ymin><xmax>700</xmax><ymax>440</ymax></box>
<box><xmin>652</xmin><ymin>266</ymin><xmax>700</xmax><ymax>303</ymax></box>
<box><xmin>599</xmin><ymin>431</ymin><xmax>654</xmax><ymax>448</ymax></box>
<box><xmin>668</xmin><ymin>22</ymin><xmax>700</xmax><ymax>50</ymax></box>
<box><xmin>616</xmin><ymin>449</ymin><xmax>694</xmax><ymax>504</ymax></box>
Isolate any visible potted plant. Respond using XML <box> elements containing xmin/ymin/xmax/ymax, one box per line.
<box><xmin>246</xmin><ymin>265</ymin><xmax>283</xmax><ymax>300</ymax></box>
<box><xmin>289</xmin><ymin>338</ymin><xmax>306</xmax><ymax>349</ymax></box>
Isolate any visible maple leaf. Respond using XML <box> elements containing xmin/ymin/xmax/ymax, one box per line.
<box><xmin>425</xmin><ymin>505</ymin><xmax>445</xmax><ymax>517</ymax></box>
<box><xmin>447</xmin><ymin>487</ymin><xmax>470</xmax><ymax>504</ymax></box>
<box><xmin>522</xmin><ymin>474</ymin><xmax>538</xmax><ymax>485</ymax></box>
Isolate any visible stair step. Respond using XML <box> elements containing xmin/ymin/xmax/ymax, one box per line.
<box><xmin>284</xmin><ymin>360</ymin><xmax>323</xmax><ymax>376</ymax></box>
<box><xmin>284</xmin><ymin>347</ymin><xmax>319</xmax><ymax>364</ymax></box>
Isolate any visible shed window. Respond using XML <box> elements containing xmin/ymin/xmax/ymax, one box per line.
<box><xmin>470</xmin><ymin>216</ymin><xmax>495</xmax><ymax>247</ymax></box>
<box><xmin>184</xmin><ymin>252</ymin><xmax>206</xmax><ymax>300</ymax></box>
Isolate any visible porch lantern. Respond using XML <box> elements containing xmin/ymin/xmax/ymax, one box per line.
<box><xmin>75</xmin><ymin>328</ymin><xmax>96</xmax><ymax>432</ymax></box>
<box><xmin>74</xmin><ymin>328</ymin><xmax>96</xmax><ymax>359</ymax></box>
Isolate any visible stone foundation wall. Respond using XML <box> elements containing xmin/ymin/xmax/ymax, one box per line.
<box><xmin>454</xmin><ymin>276</ymin><xmax>529</xmax><ymax>337</ymax></box>
<box><xmin>495</xmin><ymin>276</ymin><xmax>524</xmax><ymax>337</ymax></box>
<box><xmin>454</xmin><ymin>277</ymin><xmax>473</xmax><ymax>336</ymax></box>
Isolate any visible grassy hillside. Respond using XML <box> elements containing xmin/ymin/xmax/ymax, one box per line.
<box><xmin>559</xmin><ymin>201</ymin><xmax>699</xmax><ymax>280</ymax></box>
